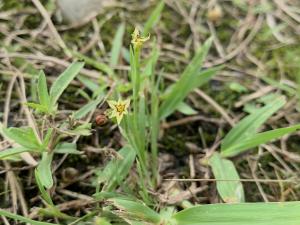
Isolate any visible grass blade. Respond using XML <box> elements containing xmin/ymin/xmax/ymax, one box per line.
<box><xmin>99</xmin><ymin>146</ymin><xmax>136</xmax><ymax>192</ymax></box>
<box><xmin>72</xmin><ymin>52</ymin><xmax>114</xmax><ymax>78</ymax></box>
<box><xmin>173</xmin><ymin>201</ymin><xmax>300</xmax><ymax>225</ymax></box>
<box><xmin>143</xmin><ymin>0</ymin><xmax>165</xmax><ymax>35</ymax></box>
<box><xmin>176</xmin><ymin>102</ymin><xmax>197</xmax><ymax>115</ymax></box>
<box><xmin>209</xmin><ymin>152</ymin><xmax>245</xmax><ymax>203</ymax></box>
<box><xmin>159</xmin><ymin>37</ymin><xmax>214</xmax><ymax>119</ymax></box>
<box><xmin>73</xmin><ymin>95</ymin><xmax>103</xmax><ymax>120</ymax></box>
<box><xmin>110</xmin><ymin>197</ymin><xmax>161</xmax><ymax>224</ymax></box>
<box><xmin>222</xmin><ymin>124</ymin><xmax>300</xmax><ymax>157</ymax></box>
<box><xmin>110</xmin><ymin>23</ymin><xmax>125</xmax><ymax>67</ymax></box>
<box><xmin>38</xmin><ymin>70</ymin><xmax>50</xmax><ymax>110</ymax></box>
<box><xmin>0</xmin><ymin>209</ymin><xmax>57</xmax><ymax>225</ymax></box>
<box><xmin>49</xmin><ymin>61</ymin><xmax>84</xmax><ymax>108</ymax></box>
<box><xmin>221</xmin><ymin>97</ymin><xmax>286</xmax><ymax>151</ymax></box>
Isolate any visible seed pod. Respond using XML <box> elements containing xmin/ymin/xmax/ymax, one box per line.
<box><xmin>61</xmin><ymin>167</ymin><xmax>79</xmax><ymax>183</ymax></box>
<box><xmin>95</xmin><ymin>114</ymin><xmax>108</xmax><ymax>126</ymax></box>
<box><xmin>207</xmin><ymin>4</ymin><xmax>223</xmax><ymax>23</ymax></box>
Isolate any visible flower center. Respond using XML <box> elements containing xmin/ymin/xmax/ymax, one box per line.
<box><xmin>115</xmin><ymin>104</ymin><xmax>125</xmax><ymax>114</ymax></box>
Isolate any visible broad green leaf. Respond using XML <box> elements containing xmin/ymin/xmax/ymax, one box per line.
<box><xmin>0</xmin><ymin>147</ymin><xmax>30</xmax><ymax>159</ymax></box>
<box><xmin>110</xmin><ymin>23</ymin><xmax>125</xmax><ymax>67</ymax></box>
<box><xmin>127</xmin><ymin>221</ymin><xmax>148</xmax><ymax>225</ymax></box>
<box><xmin>94</xmin><ymin>217</ymin><xmax>112</xmax><ymax>225</ymax></box>
<box><xmin>143</xmin><ymin>0</ymin><xmax>165</xmax><ymax>35</ymax></box>
<box><xmin>222</xmin><ymin>124</ymin><xmax>300</xmax><ymax>157</ymax></box>
<box><xmin>0</xmin><ymin>209</ymin><xmax>57</xmax><ymax>225</ymax></box>
<box><xmin>3</xmin><ymin>127</ymin><xmax>41</xmax><ymax>150</ymax></box>
<box><xmin>173</xmin><ymin>201</ymin><xmax>300</xmax><ymax>225</ymax></box>
<box><xmin>34</xmin><ymin>169</ymin><xmax>54</xmax><ymax>205</ymax></box>
<box><xmin>110</xmin><ymin>197</ymin><xmax>161</xmax><ymax>224</ymax></box>
<box><xmin>38</xmin><ymin>70</ymin><xmax>50</xmax><ymax>109</ymax></box>
<box><xmin>159</xmin><ymin>37</ymin><xmax>215</xmax><ymax>119</ymax></box>
<box><xmin>176</xmin><ymin>102</ymin><xmax>198</xmax><ymax>115</ymax></box>
<box><xmin>209</xmin><ymin>153</ymin><xmax>244</xmax><ymax>203</ymax></box>
<box><xmin>54</xmin><ymin>142</ymin><xmax>80</xmax><ymax>154</ymax></box>
<box><xmin>49</xmin><ymin>61</ymin><xmax>84</xmax><ymax>107</ymax></box>
<box><xmin>27</xmin><ymin>102</ymin><xmax>49</xmax><ymax>113</ymax></box>
<box><xmin>99</xmin><ymin>146</ymin><xmax>136</xmax><ymax>191</ymax></box>
<box><xmin>36</xmin><ymin>152</ymin><xmax>54</xmax><ymax>189</ymax></box>
<box><xmin>221</xmin><ymin>97</ymin><xmax>286</xmax><ymax>151</ymax></box>
<box><xmin>68</xmin><ymin>123</ymin><xmax>92</xmax><ymax>136</ymax></box>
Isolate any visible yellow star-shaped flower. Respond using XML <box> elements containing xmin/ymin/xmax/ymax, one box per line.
<box><xmin>107</xmin><ymin>99</ymin><xmax>130</xmax><ymax>124</ymax></box>
<box><xmin>131</xmin><ymin>27</ymin><xmax>150</xmax><ymax>48</ymax></box>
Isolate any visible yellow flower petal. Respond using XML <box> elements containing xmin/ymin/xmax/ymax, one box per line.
<box><xmin>116</xmin><ymin>113</ymin><xmax>123</xmax><ymax>125</ymax></box>
<box><xmin>124</xmin><ymin>99</ymin><xmax>130</xmax><ymax>108</ymax></box>
<box><xmin>132</xmin><ymin>27</ymin><xmax>140</xmax><ymax>40</ymax></box>
<box><xmin>107</xmin><ymin>100</ymin><xmax>118</xmax><ymax>109</ymax></box>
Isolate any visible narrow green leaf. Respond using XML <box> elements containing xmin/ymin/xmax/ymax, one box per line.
<box><xmin>36</xmin><ymin>152</ymin><xmax>53</xmax><ymax>189</ymax></box>
<box><xmin>42</xmin><ymin>128</ymin><xmax>53</xmax><ymax>149</ymax></box>
<box><xmin>159</xmin><ymin>37</ymin><xmax>215</xmax><ymax>119</ymax></box>
<box><xmin>190</xmin><ymin>66</ymin><xmax>223</xmax><ymax>90</ymax></box>
<box><xmin>99</xmin><ymin>146</ymin><xmax>136</xmax><ymax>191</ymax></box>
<box><xmin>72</xmin><ymin>52</ymin><xmax>114</xmax><ymax>77</ymax></box>
<box><xmin>137</xmin><ymin>95</ymin><xmax>146</xmax><ymax>151</ymax></box>
<box><xmin>0</xmin><ymin>147</ymin><xmax>30</xmax><ymax>159</ymax></box>
<box><xmin>129</xmin><ymin>46</ymin><xmax>139</xmax><ymax>101</ymax></box>
<box><xmin>143</xmin><ymin>0</ymin><xmax>165</xmax><ymax>36</ymax></box>
<box><xmin>176</xmin><ymin>102</ymin><xmax>198</xmax><ymax>115</ymax></box>
<box><xmin>110</xmin><ymin>23</ymin><xmax>125</xmax><ymax>67</ymax></box>
<box><xmin>49</xmin><ymin>61</ymin><xmax>84</xmax><ymax>107</ymax></box>
<box><xmin>221</xmin><ymin>97</ymin><xmax>286</xmax><ymax>151</ymax></box>
<box><xmin>209</xmin><ymin>152</ymin><xmax>245</xmax><ymax>203</ymax></box>
<box><xmin>262</xmin><ymin>76</ymin><xmax>296</xmax><ymax>95</ymax></box>
<box><xmin>73</xmin><ymin>95</ymin><xmax>103</xmax><ymax>120</ymax></box>
<box><xmin>144</xmin><ymin>44</ymin><xmax>159</xmax><ymax>77</ymax></box>
<box><xmin>0</xmin><ymin>209</ymin><xmax>57</xmax><ymax>225</ymax></box>
<box><xmin>77</xmin><ymin>75</ymin><xmax>99</xmax><ymax>93</ymax></box>
<box><xmin>173</xmin><ymin>201</ymin><xmax>300</xmax><ymax>225</ymax></box>
<box><xmin>222</xmin><ymin>124</ymin><xmax>300</xmax><ymax>157</ymax></box>
<box><xmin>38</xmin><ymin>70</ymin><xmax>50</xmax><ymax>109</ymax></box>
<box><xmin>110</xmin><ymin>197</ymin><xmax>161</xmax><ymax>223</ymax></box>
<box><xmin>38</xmin><ymin>205</ymin><xmax>75</xmax><ymax>220</ymax></box>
